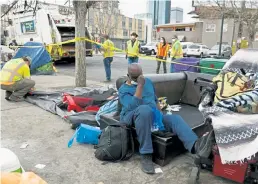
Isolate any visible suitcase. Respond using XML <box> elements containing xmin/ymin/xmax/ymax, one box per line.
<box><xmin>199</xmin><ymin>58</ymin><xmax>228</xmax><ymax>75</ymax></box>
<box><xmin>172</xmin><ymin>57</ymin><xmax>200</xmax><ymax>73</ymax></box>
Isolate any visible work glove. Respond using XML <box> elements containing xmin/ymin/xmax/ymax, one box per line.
<box><xmin>137</xmin><ymin>75</ymin><xmax>145</xmax><ymax>86</ymax></box>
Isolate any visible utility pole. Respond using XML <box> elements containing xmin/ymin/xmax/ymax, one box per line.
<box><xmin>218</xmin><ymin>0</ymin><xmax>225</xmax><ymax>56</ymax></box>
<box><xmin>74</xmin><ymin>1</ymin><xmax>87</xmax><ymax>87</ymax></box>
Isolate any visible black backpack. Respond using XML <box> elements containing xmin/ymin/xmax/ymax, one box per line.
<box><xmin>94</xmin><ymin>123</ymin><xmax>134</xmax><ymax>162</ymax></box>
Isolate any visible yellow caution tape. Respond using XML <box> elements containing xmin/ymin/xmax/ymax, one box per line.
<box><xmin>7</xmin><ymin>37</ymin><xmax>222</xmax><ymax>71</ymax></box>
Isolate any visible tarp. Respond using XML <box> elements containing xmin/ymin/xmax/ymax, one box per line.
<box><xmin>13</xmin><ymin>42</ymin><xmax>51</xmax><ymax>72</ymax></box>
<box><xmin>26</xmin><ymin>87</ymin><xmax>117</xmax><ymax>127</ymax></box>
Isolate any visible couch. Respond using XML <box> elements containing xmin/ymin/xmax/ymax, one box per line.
<box><xmin>99</xmin><ymin>72</ymin><xmax>214</xmax><ymax>166</ymax></box>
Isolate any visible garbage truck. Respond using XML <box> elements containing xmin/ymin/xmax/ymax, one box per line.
<box><xmin>4</xmin><ymin>7</ymin><xmax>93</xmax><ymax>61</ymax></box>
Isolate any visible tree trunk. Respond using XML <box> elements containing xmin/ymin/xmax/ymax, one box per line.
<box><xmin>74</xmin><ymin>1</ymin><xmax>87</xmax><ymax>87</ymax></box>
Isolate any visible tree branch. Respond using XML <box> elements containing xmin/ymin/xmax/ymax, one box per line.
<box><xmin>1</xmin><ymin>0</ymin><xmax>19</xmax><ymax>18</ymax></box>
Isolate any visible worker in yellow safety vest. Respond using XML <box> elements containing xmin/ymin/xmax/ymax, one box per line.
<box><xmin>0</xmin><ymin>56</ymin><xmax>35</xmax><ymax>102</ymax></box>
<box><xmin>170</xmin><ymin>35</ymin><xmax>183</xmax><ymax>72</ymax></box>
<box><xmin>126</xmin><ymin>32</ymin><xmax>140</xmax><ymax>64</ymax></box>
<box><xmin>101</xmin><ymin>34</ymin><xmax>114</xmax><ymax>82</ymax></box>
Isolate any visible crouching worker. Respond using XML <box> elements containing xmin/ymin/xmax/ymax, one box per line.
<box><xmin>119</xmin><ymin>63</ymin><xmax>208</xmax><ymax>174</ymax></box>
<box><xmin>0</xmin><ymin>56</ymin><xmax>35</xmax><ymax>102</ymax></box>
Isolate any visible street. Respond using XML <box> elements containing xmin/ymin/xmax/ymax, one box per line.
<box><xmin>55</xmin><ymin>55</ymin><xmax>167</xmax><ymax>82</ymax></box>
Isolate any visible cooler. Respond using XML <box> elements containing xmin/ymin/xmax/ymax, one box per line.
<box><xmin>171</xmin><ymin>58</ymin><xmax>200</xmax><ymax>73</ymax></box>
<box><xmin>199</xmin><ymin>58</ymin><xmax>228</xmax><ymax>75</ymax></box>
<box><xmin>213</xmin><ymin>145</ymin><xmax>248</xmax><ymax>183</ymax></box>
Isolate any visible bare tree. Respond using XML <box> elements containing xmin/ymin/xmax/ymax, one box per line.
<box><xmin>73</xmin><ymin>0</ymin><xmax>97</xmax><ymax>87</ymax></box>
<box><xmin>93</xmin><ymin>1</ymin><xmax>119</xmax><ymax>37</ymax></box>
<box><xmin>194</xmin><ymin>0</ymin><xmax>258</xmax><ymax>48</ymax></box>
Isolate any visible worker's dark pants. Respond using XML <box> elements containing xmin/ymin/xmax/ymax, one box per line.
<box><xmin>103</xmin><ymin>57</ymin><xmax>113</xmax><ymax>80</ymax></box>
<box><xmin>121</xmin><ymin>105</ymin><xmax>198</xmax><ymax>154</ymax></box>
<box><xmin>156</xmin><ymin>56</ymin><xmax>167</xmax><ymax>74</ymax></box>
<box><xmin>1</xmin><ymin>78</ymin><xmax>35</xmax><ymax>100</ymax></box>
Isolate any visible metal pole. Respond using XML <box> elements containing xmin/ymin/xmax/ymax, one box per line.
<box><xmin>218</xmin><ymin>13</ymin><xmax>224</xmax><ymax>56</ymax></box>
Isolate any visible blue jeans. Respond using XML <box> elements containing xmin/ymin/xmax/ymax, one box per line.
<box><xmin>128</xmin><ymin>57</ymin><xmax>139</xmax><ymax>64</ymax></box>
<box><xmin>121</xmin><ymin>105</ymin><xmax>198</xmax><ymax>154</ymax></box>
<box><xmin>103</xmin><ymin>57</ymin><xmax>113</xmax><ymax>80</ymax></box>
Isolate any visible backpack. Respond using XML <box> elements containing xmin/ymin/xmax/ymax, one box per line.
<box><xmin>94</xmin><ymin>123</ymin><xmax>134</xmax><ymax>162</ymax></box>
<box><xmin>212</xmin><ymin>71</ymin><xmax>254</xmax><ymax>103</ymax></box>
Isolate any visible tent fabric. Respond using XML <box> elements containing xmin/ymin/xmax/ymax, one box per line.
<box><xmin>13</xmin><ymin>42</ymin><xmax>51</xmax><ymax>71</ymax></box>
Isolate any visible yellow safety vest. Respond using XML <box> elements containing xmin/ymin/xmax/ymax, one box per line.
<box><xmin>0</xmin><ymin>58</ymin><xmax>30</xmax><ymax>85</ymax></box>
<box><xmin>103</xmin><ymin>39</ymin><xmax>114</xmax><ymax>58</ymax></box>
<box><xmin>171</xmin><ymin>40</ymin><xmax>183</xmax><ymax>59</ymax></box>
<box><xmin>127</xmin><ymin>40</ymin><xmax>140</xmax><ymax>57</ymax></box>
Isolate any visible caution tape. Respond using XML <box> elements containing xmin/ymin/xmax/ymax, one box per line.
<box><xmin>8</xmin><ymin>37</ymin><xmax>222</xmax><ymax>71</ymax></box>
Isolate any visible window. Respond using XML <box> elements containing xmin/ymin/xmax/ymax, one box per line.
<box><xmin>123</xmin><ymin>30</ymin><xmax>128</xmax><ymax>36</ymax></box>
<box><xmin>175</xmin><ymin>28</ymin><xmax>185</xmax><ymax>31</ymax></box>
<box><xmin>138</xmin><ymin>20</ymin><xmax>142</xmax><ymax>30</ymax></box>
<box><xmin>189</xmin><ymin>44</ymin><xmax>200</xmax><ymax>49</ymax></box>
<box><xmin>122</xmin><ymin>17</ymin><xmax>126</xmax><ymax>27</ymax></box>
<box><xmin>206</xmin><ymin>24</ymin><xmax>216</xmax><ymax>32</ymax></box>
<box><xmin>182</xmin><ymin>45</ymin><xmax>187</xmax><ymax>49</ymax></box>
<box><xmin>129</xmin><ymin>18</ymin><xmax>132</xmax><ymax>29</ymax></box>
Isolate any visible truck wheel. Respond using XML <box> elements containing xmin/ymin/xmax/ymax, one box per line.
<box><xmin>151</xmin><ymin>50</ymin><xmax>155</xmax><ymax>55</ymax></box>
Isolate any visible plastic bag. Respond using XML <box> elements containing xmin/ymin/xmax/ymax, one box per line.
<box><xmin>151</xmin><ymin>108</ymin><xmax>165</xmax><ymax>132</ymax></box>
<box><xmin>68</xmin><ymin>124</ymin><xmax>102</xmax><ymax>147</ymax></box>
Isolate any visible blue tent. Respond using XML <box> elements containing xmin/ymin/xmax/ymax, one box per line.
<box><xmin>13</xmin><ymin>42</ymin><xmax>52</xmax><ymax>72</ymax></box>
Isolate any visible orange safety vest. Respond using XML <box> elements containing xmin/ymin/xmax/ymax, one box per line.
<box><xmin>157</xmin><ymin>43</ymin><xmax>169</xmax><ymax>57</ymax></box>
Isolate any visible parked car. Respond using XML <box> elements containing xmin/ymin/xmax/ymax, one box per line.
<box><xmin>140</xmin><ymin>42</ymin><xmax>158</xmax><ymax>55</ymax></box>
<box><xmin>208</xmin><ymin>44</ymin><xmax>232</xmax><ymax>58</ymax></box>
<box><xmin>186</xmin><ymin>44</ymin><xmax>209</xmax><ymax>57</ymax></box>
<box><xmin>181</xmin><ymin>42</ymin><xmax>193</xmax><ymax>57</ymax></box>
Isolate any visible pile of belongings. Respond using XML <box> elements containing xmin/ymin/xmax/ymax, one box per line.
<box><xmin>26</xmin><ymin>87</ymin><xmax>118</xmax><ymax>128</ymax></box>
<box><xmin>12</xmin><ymin>42</ymin><xmax>56</xmax><ymax>75</ymax></box>
<box><xmin>0</xmin><ymin>45</ymin><xmax>15</xmax><ymax>69</ymax></box>
<box><xmin>199</xmin><ymin>49</ymin><xmax>258</xmax><ymax>164</ymax></box>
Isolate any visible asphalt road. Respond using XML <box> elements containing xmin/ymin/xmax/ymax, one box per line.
<box><xmin>55</xmin><ymin>54</ymin><xmax>169</xmax><ymax>82</ymax></box>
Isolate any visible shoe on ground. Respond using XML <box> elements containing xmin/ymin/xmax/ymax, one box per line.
<box><xmin>8</xmin><ymin>96</ymin><xmax>25</xmax><ymax>102</ymax></box>
<box><xmin>5</xmin><ymin>91</ymin><xmax>12</xmax><ymax>101</ymax></box>
<box><xmin>140</xmin><ymin>154</ymin><xmax>155</xmax><ymax>174</ymax></box>
<box><xmin>104</xmin><ymin>79</ymin><xmax>111</xmax><ymax>83</ymax></box>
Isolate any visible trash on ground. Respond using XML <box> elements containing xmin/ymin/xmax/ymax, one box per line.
<box><xmin>20</xmin><ymin>143</ymin><xmax>29</xmax><ymax>149</ymax></box>
<box><xmin>155</xmin><ymin>168</ymin><xmax>163</xmax><ymax>173</ymax></box>
<box><xmin>35</xmin><ymin>164</ymin><xmax>46</xmax><ymax>169</ymax></box>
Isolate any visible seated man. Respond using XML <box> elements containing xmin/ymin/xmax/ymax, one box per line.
<box><xmin>1</xmin><ymin>56</ymin><xmax>35</xmax><ymax>102</ymax></box>
<box><xmin>119</xmin><ymin>63</ymin><xmax>207</xmax><ymax>174</ymax></box>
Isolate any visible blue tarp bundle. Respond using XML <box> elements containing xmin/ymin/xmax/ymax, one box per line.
<box><xmin>13</xmin><ymin>42</ymin><xmax>51</xmax><ymax>71</ymax></box>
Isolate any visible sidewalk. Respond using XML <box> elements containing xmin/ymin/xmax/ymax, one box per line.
<box><xmin>1</xmin><ymin>75</ymin><xmax>233</xmax><ymax>184</ymax></box>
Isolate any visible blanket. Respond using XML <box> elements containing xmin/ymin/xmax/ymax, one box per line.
<box><xmin>199</xmin><ymin>72</ymin><xmax>258</xmax><ymax>164</ymax></box>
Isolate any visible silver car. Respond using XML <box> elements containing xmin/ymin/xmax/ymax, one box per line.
<box><xmin>208</xmin><ymin>44</ymin><xmax>232</xmax><ymax>58</ymax></box>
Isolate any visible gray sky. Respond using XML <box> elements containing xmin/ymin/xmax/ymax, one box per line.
<box><xmin>1</xmin><ymin>0</ymin><xmax>195</xmax><ymax>22</ymax></box>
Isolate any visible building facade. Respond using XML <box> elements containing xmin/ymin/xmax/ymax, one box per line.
<box><xmin>147</xmin><ymin>0</ymin><xmax>171</xmax><ymax>26</ymax></box>
<box><xmin>170</xmin><ymin>7</ymin><xmax>183</xmax><ymax>23</ymax></box>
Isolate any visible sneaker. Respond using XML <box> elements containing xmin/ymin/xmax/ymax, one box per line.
<box><xmin>140</xmin><ymin>154</ymin><xmax>155</xmax><ymax>174</ymax></box>
<box><xmin>194</xmin><ymin>130</ymin><xmax>215</xmax><ymax>158</ymax></box>
<box><xmin>104</xmin><ymin>79</ymin><xmax>111</xmax><ymax>83</ymax></box>
<box><xmin>9</xmin><ymin>96</ymin><xmax>25</xmax><ymax>102</ymax></box>
<box><xmin>5</xmin><ymin>91</ymin><xmax>12</xmax><ymax>101</ymax></box>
